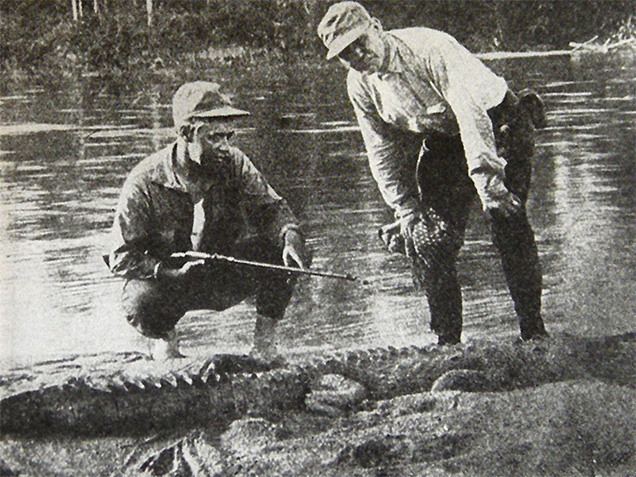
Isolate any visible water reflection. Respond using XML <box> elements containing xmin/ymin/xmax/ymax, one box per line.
<box><xmin>0</xmin><ymin>55</ymin><xmax>634</xmax><ymax>367</ymax></box>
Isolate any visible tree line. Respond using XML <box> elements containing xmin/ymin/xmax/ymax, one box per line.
<box><xmin>1</xmin><ymin>0</ymin><xmax>633</xmax><ymax>75</ymax></box>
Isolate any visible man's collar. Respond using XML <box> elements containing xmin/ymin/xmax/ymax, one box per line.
<box><xmin>152</xmin><ymin>142</ymin><xmax>230</xmax><ymax>198</ymax></box>
<box><xmin>150</xmin><ymin>143</ymin><xmax>188</xmax><ymax>192</ymax></box>
<box><xmin>377</xmin><ymin>33</ymin><xmax>403</xmax><ymax>77</ymax></box>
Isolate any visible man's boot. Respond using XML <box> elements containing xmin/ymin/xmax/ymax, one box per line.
<box><xmin>151</xmin><ymin>329</ymin><xmax>185</xmax><ymax>361</ymax></box>
<box><xmin>251</xmin><ymin>314</ymin><xmax>284</xmax><ymax>363</ymax></box>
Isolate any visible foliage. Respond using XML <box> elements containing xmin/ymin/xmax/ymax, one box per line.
<box><xmin>0</xmin><ymin>0</ymin><xmax>633</xmax><ymax>78</ymax></box>
<box><xmin>610</xmin><ymin>14</ymin><xmax>636</xmax><ymax>41</ymax></box>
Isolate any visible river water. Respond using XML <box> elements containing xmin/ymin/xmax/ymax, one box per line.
<box><xmin>1</xmin><ymin>53</ymin><xmax>634</xmax><ymax>367</ymax></box>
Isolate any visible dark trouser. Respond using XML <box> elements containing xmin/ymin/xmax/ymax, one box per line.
<box><xmin>122</xmin><ymin>238</ymin><xmax>294</xmax><ymax>339</ymax></box>
<box><xmin>414</xmin><ymin>91</ymin><xmax>546</xmax><ymax>342</ymax></box>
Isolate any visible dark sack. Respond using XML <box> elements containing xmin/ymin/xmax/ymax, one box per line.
<box><xmin>518</xmin><ymin>88</ymin><xmax>547</xmax><ymax>129</ymax></box>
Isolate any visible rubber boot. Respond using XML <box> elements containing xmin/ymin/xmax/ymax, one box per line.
<box><xmin>251</xmin><ymin>314</ymin><xmax>284</xmax><ymax>364</ymax></box>
<box><xmin>151</xmin><ymin>329</ymin><xmax>185</xmax><ymax>361</ymax></box>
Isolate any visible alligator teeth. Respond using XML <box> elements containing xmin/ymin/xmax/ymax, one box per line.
<box><xmin>87</xmin><ymin>380</ymin><xmax>113</xmax><ymax>393</ymax></box>
<box><xmin>180</xmin><ymin>372</ymin><xmax>194</xmax><ymax>386</ymax></box>
<box><xmin>201</xmin><ymin>371</ymin><xmax>218</xmax><ymax>384</ymax></box>
<box><xmin>125</xmin><ymin>377</ymin><xmax>147</xmax><ymax>390</ymax></box>
<box><xmin>144</xmin><ymin>376</ymin><xmax>162</xmax><ymax>388</ymax></box>
<box><xmin>109</xmin><ymin>376</ymin><xmax>129</xmax><ymax>391</ymax></box>
<box><xmin>197</xmin><ymin>359</ymin><xmax>215</xmax><ymax>377</ymax></box>
<box><xmin>65</xmin><ymin>377</ymin><xmax>84</xmax><ymax>389</ymax></box>
<box><xmin>161</xmin><ymin>373</ymin><xmax>178</xmax><ymax>388</ymax></box>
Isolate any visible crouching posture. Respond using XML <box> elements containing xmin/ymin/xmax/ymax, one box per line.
<box><xmin>106</xmin><ymin>81</ymin><xmax>308</xmax><ymax>360</ymax></box>
<box><xmin>318</xmin><ymin>2</ymin><xmax>548</xmax><ymax>345</ymax></box>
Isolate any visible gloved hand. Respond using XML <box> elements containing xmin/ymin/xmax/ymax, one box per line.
<box><xmin>399</xmin><ymin>212</ymin><xmax>422</xmax><ymax>257</ymax></box>
<box><xmin>379</xmin><ymin>209</ymin><xmax>453</xmax><ymax>258</ymax></box>
<box><xmin>481</xmin><ymin>175</ymin><xmax>522</xmax><ymax>219</ymax></box>
<box><xmin>379</xmin><ymin>221</ymin><xmax>404</xmax><ymax>254</ymax></box>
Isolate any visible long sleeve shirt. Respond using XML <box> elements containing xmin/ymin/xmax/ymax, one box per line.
<box><xmin>347</xmin><ymin>27</ymin><xmax>509</xmax><ymax>218</ymax></box>
<box><xmin>106</xmin><ymin>143</ymin><xmax>298</xmax><ymax>280</ymax></box>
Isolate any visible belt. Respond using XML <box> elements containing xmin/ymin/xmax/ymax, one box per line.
<box><xmin>423</xmin><ymin>90</ymin><xmax>520</xmax><ymax>143</ymax></box>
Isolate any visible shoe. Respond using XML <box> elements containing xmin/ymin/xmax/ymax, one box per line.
<box><xmin>151</xmin><ymin>329</ymin><xmax>185</xmax><ymax>361</ymax></box>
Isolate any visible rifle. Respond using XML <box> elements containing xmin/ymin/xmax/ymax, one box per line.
<box><xmin>171</xmin><ymin>251</ymin><xmax>367</xmax><ymax>283</ymax></box>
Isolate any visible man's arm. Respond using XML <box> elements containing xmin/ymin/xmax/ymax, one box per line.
<box><xmin>234</xmin><ymin>150</ymin><xmax>307</xmax><ymax>267</ymax></box>
<box><xmin>347</xmin><ymin>71</ymin><xmax>421</xmax><ymax>222</ymax></box>
<box><xmin>107</xmin><ymin>178</ymin><xmax>161</xmax><ymax>280</ymax></box>
<box><xmin>423</xmin><ymin>36</ymin><xmax>516</xmax><ymax>214</ymax></box>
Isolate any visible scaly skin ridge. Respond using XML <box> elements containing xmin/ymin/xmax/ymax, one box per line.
<box><xmin>2</xmin><ymin>333</ymin><xmax>635</xmax><ymax>436</ymax></box>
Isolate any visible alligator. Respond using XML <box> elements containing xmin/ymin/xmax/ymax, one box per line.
<box><xmin>2</xmin><ymin>332</ymin><xmax>634</xmax><ymax>438</ymax></box>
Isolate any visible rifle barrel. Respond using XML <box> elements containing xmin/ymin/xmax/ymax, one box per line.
<box><xmin>171</xmin><ymin>251</ymin><xmax>359</xmax><ymax>282</ymax></box>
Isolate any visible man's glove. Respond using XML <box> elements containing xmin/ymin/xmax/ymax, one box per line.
<box><xmin>481</xmin><ymin>175</ymin><xmax>522</xmax><ymax>219</ymax></box>
<box><xmin>379</xmin><ymin>209</ymin><xmax>454</xmax><ymax>259</ymax></box>
<box><xmin>399</xmin><ymin>212</ymin><xmax>422</xmax><ymax>257</ymax></box>
<box><xmin>379</xmin><ymin>220</ymin><xmax>404</xmax><ymax>254</ymax></box>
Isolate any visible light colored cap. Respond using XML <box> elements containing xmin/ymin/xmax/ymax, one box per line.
<box><xmin>317</xmin><ymin>1</ymin><xmax>373</xmax><ymax>60</ymax></box>
<box><xmin>172</xmin><ymin>81</ymin><xmax>249</xmax><ymax>127</ymax></box>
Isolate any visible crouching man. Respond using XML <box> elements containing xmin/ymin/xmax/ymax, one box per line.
<box><xmin>105</xmin><ymin>81</ymin><xmax>308</xmax><ymax>361</ymax></box>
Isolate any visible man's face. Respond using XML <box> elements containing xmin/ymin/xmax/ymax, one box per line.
<box><xmin>337</xmin><ymin>29</ymin><xmax>385</xmax><ymax>73</ymax></box>
<box><xmin>186</xmin><ymin>119</ymin><xmax>235</xmax><ymax>169</ymax></box>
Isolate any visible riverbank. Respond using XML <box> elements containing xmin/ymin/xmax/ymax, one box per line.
<box><xmin>1</xmin><ymin>331</ymin><xmax>635</xmax><ymax>476</ymax></box>
<box><xmin>2</xmin><ymin>0</ymin><xmax>634</xmax><ymax>93</ymax></box>
<box><xmin>3</xmin><ymin>0</ymin><xmax>634</xmax><ymax>76</ymax></box>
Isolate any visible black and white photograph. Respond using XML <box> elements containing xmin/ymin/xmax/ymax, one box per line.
<box><xmin>1</xmin><ymin>1</ymin><xmax>634</xmax><ymax>475</ymax></box>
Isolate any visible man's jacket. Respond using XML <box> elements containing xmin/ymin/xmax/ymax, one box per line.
<box><xmin>106</xmin><ymin>143</ymin><xmax>298</xmax><ymax>280</ymax></box>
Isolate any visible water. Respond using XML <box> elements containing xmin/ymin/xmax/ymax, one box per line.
<box><xmin>1</xmin><ymin>54</ymin><xmax>634</xmax><ymax>367</ymax></box>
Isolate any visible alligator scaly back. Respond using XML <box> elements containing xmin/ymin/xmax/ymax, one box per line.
<box><xmin>2</xmin><ymin>333</ymin><xmax>635</xmax><ymax>436</ymax></box>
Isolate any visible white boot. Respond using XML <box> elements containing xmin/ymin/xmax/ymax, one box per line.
<box><xmin>151</xmin><ymin>329</ymin><xmax>185</xmax><ymax>361</ymax></box>
<box><xmin>251</xmin><ymin>315</ymin><xmax>283</xmax><ymax>363</ymax></box>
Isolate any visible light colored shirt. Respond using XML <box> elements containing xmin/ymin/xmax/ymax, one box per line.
<box><xmin>107</xmin><ymin>143</ymin><xmax>298</xmax><ymax>279</ymax></box>
<box><xmin>347</xmin><ymin>27</ymin><xmax>509</xmax><ymax>218</ymax></box>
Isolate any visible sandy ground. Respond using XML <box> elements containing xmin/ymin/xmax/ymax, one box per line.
<box><xmin>1</xmin><ymin>331</ymin><xmax>635</xmax><ymax>476</ymax></box>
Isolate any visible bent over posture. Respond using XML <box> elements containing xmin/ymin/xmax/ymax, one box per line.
<box><xmin>106</xmin><ymin>81</ymin><xmax>308</xmax><ymax>360</ymax></box>
<box><xmin>318</xmin><ymin>2</ymin><xmax>548</xmax><ymax>345</ymax></box>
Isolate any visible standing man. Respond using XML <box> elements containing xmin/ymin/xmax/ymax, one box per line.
<box><xmin>106</xmin><ymin>81</ymin><xmax>308</xmax><ymax>360</ymax></box>
<box><xmin>318</xmin><ymin>2</ymin><xmax>548</xmax><ymax>345</ymax></box>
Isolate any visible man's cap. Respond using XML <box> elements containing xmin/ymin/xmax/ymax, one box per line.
<box><xmin>172</xmin><ymin>81</ymin><xmax>249</xmax><ymax>127</ymax></box>
<box><xmin>318</xmin><ymin>1</ymin><xmax>373</xmax><ymax>60</ymax></box>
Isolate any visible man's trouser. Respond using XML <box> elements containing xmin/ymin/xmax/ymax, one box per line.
<box><xmin>121</xmin><ymin>238</ymin><xmax>294</xmax><ymax>339</ymax></box>
<box><xmin>414</xmin><ymin>90</ymin><xmax>546</xmax><ymax>343</ymax></box>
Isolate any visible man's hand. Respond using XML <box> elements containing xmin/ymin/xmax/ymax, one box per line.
<box><xmin>156</xmin><ymin>259</ymin><xmax>206</xmax><ymax>280</ymax></box>
<box><xmin>484</xmin><ymin>191</ymin><xmax>522</xmax><ymax>220</ymax></box>
<box><xmin>399</xmin><ymin>212</ymin><xmax>421</xmax><ymax>257</ymax></box>
<box><xmin>482</xmin><ymin>175</ymin><xmax>523</xmax><ymax>220</ymax></box>
<box><xmin>283</xmin><ymin>229</ymin><xmax>307</xmax><ymax>269</ymax></box>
